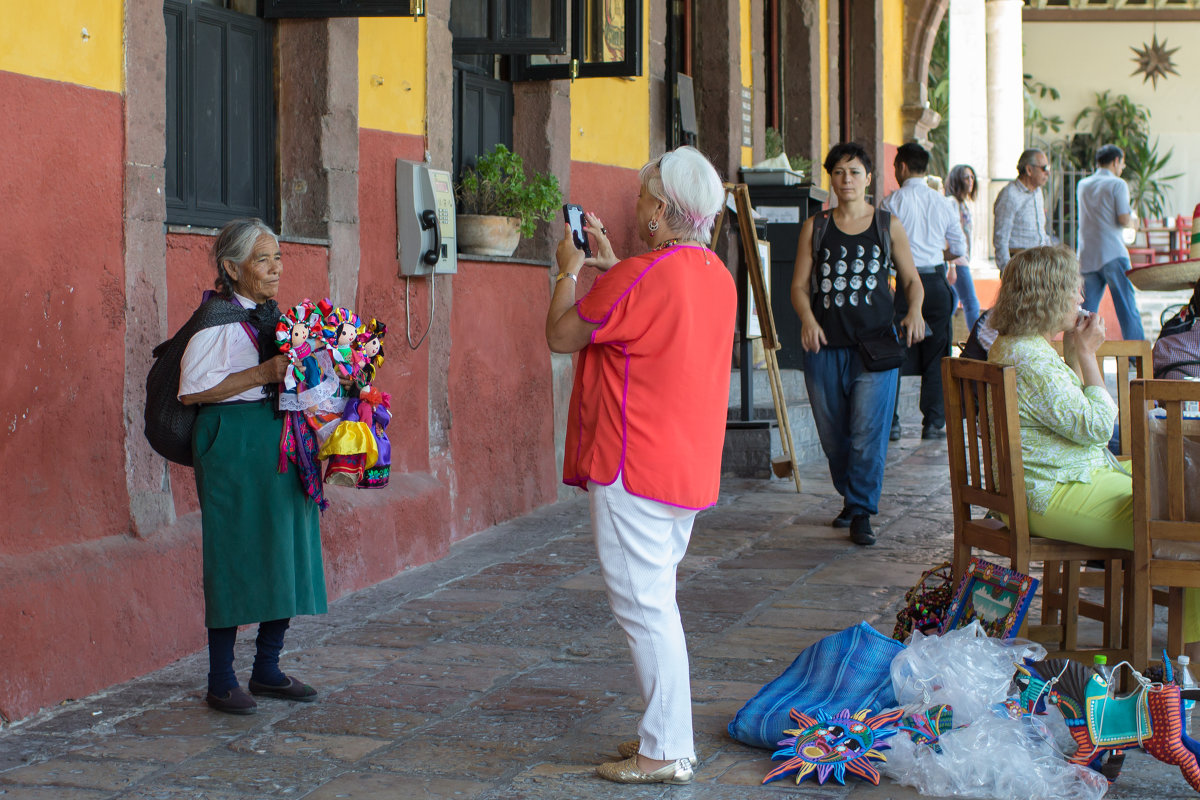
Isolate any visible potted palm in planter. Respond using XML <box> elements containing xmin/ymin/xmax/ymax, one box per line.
<box><xmin>455</xmin><ymin>144</ymin><xmax>562</xmax><ymax>257</ymax></box>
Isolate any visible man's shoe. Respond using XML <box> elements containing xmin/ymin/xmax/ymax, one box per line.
<box><xmin>247</xmin><ymin>675</ymin><xmax>318</xmax><ymax>702</ymax></box>
<box><xmin>849</xmin><ymin>515</ymin><xmax>876</xmax><ymax>546</ymax></box>
<box><xmin>890</xmin><ymin>421</ymin><xmax>902</xmax><ymax>442</ymax></box>
<box><xmin>832</xmin><ymin>508</ymin><xmax>855</xmax><ymax>528</ymax></box>
<box><xmin>205</xmin><ymin>687</ymin><xmax>257</xmax><ymax>715</ymax></box>
<box><xmin>921</xmin><ymin>423</ymin><xmax>946</xmax><ymax>440</ymax></box>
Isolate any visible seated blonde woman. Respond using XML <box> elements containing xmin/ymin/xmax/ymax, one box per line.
<box><xmin>988</xmin><ymin>245</ymin><xmax>1200</xmax><ymax>649</ymax></box>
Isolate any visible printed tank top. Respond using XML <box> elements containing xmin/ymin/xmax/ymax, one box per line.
<box><xmin>811</xmin><ymin>217</ymin><xmax>895</xmax><ymax>348</ymax></box>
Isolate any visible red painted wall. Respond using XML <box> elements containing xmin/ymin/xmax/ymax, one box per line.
<box><xmin>0</xmin><ymin>71</ymin><xmax>128</xmax><ymax>553</ymax></box>
<box><xmin>449</xmin><ymin>260</ymin><xmax>558</xmax><ymax>532</ymax></box>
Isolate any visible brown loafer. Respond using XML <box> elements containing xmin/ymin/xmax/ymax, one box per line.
<box><xmin>247</xmin><ymin>675</ymin><xmax>318</xmax><ymax>702</ymax></box>
<box><xmin>205</xmin><ymin>687</ymin><xmax>257</xmax><ymax>715</ymax></box>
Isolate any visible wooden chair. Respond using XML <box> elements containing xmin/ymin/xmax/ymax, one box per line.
<box><xmin>1052</xmin><ymin>338</ymin><xmax>1151</xmax><ymax>457</ymax></box>
<box><xmin>943</xmin><ymin>357</ymin><xmax>1132</xmax><ymax>661</ymax></box>
<box><xmin>1129</xmin><ymin>378</ymin><xmax>1200</xmax><ymax>670</ymax></box>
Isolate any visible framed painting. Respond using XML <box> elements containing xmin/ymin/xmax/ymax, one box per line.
<box><xmin>940</xmin><ymin>557</ymin><xmax>1038</xmax><ymax>639</ymax></box>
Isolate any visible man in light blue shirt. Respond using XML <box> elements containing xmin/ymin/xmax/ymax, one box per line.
<box><xmin>1077</xmin><ymin>144</ymin><xmax>1144</xmax><ymax>340</ymax></box>
<box><xmin>880</xmin><ymin>142</ymin><xmax>967</xmax><ymax>440</ymax></box>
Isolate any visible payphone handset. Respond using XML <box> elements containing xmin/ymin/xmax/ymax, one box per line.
<box><xmin>396</xmin><ymin>160</ymin><xmax>457</xmax><ymax>276</ymax></box>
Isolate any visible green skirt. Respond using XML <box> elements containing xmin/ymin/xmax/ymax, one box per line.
<box><xmin>194</xmin><ymin>401</ymin><xmax>328</xmax><ymax>628</ymax></box>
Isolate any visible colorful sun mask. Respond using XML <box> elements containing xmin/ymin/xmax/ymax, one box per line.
<box><xmin>762</xmin><ymin>707</ymin><xmax>903</xmax><ymax>786</ymax></box>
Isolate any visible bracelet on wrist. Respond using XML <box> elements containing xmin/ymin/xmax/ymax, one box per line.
<box><xmin>555</xmin><ymin>271</ymin><xmax>578</xmax><ymax>284</ymax></box>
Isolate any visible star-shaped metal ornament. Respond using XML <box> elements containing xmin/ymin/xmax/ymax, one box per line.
<box><xmin>1130</xmin><ymin>35</ymin><xmax>1180</xmax><ymax>89</ymax></box>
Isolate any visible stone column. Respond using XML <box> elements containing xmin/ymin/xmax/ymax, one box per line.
<box><xmin>985</xmin><ymin>0</ymin><xmax>1024</xmax><ymax>221</ymax></box>
<box><xmin>123</xmin><ymin>0</ymin><xmax>173</xmax><ymax>535</ymax></box>
<box><xmin>425</xmin><ymin>0</ymin><xmax>456</xmax><ymax>479</ymax></box>
<box><xmin>781</xmin><ymin>0</ymin><xmax>823</xmax><ymax>164</ymax></box>
<box><xmin>843</xmin><ymin>0</ymin><xmax>884</xmax><ymax>190</ymax></box>
<box><xmin>277</xmin><ymin>18</ymin><xmax>361</xmax><ymax>307</ymax></box>
<box><xmin>949</xmin><ymin>0</ymin><xmax>990</xmax><ymax>264</ymax></box>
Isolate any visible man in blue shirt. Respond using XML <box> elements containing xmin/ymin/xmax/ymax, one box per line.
<box><xmin>1077</xmin><ymin>144</ymin><xmax>1144</xmax><ymax>340</ymax></box>
<box><xmin>880</xmin><ymin>142</ymin><xmax>967</xmax><ymax>439</ymax></box>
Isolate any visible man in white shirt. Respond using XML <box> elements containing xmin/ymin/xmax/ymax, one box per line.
<box><xmin>1077</xmin><ymin>144</ymin><xmax>1144</xmax><ymax>340</ymax></box>
<box><xmin>880</xmin><ymin>142</ymin><xmax>967</xmax><ymax>440</ymax></box>
<box><xmin>992</xmin><ymin>149</ymin><xmax>1052</xmax><ymax>272</ymax></box>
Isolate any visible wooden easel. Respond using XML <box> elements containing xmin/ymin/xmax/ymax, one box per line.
<box><xmin>712</xmin><ymin>183</ymin><xmax>802</xmax><ymax>493</ymax></box>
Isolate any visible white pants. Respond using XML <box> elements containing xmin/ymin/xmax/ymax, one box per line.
<box><xmin>589</xmin><ymin>474</ymin><xmax>698</xmax><ymax>761</ymax></box>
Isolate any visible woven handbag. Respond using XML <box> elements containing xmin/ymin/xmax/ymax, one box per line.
<box><xmin>892</xmin><ymin>561</ymin><xmax>954</xmax><ymax>641</ymax></box>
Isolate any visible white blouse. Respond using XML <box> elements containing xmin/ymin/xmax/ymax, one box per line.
<box><xmin>178</xmin><ymin>293</ymin><xmax>266</xmax><ymax>403</ymax></box>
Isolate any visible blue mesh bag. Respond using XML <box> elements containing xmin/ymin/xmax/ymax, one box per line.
<box><xmin>727</xmin><ymin>622</ymin><xmax>906</xmax><ymax>750</ymax></box>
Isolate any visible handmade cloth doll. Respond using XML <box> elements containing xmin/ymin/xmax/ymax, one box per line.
<box><xmin>274</xmin><ymin>300</ymin><xmax>341</xmax><ymax>415</ymax></box>
<box><xmin>276</xmin><ymin>301</ymin><xmax>325</xmax><ymax>391</ymax></box>
<box><xmin>317</xmin><ymin>299</ymin><xmax>363</xmax><ymax>383</ymax></box>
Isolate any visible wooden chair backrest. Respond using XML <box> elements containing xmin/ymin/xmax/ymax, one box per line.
<box><xmin>1131</xmin><ymin>378</ymin><xmax>1200</xmax><ymax>583</ymax></box>
<box><xmin>1051</xmin><ymin>338</ymin><xmax>1151</xmax><ymax>456</ymax></box>
<box><xmin>942</xmin><ymin>358</ymin><xmax>1029</xmax><ymax>534</ymax></box>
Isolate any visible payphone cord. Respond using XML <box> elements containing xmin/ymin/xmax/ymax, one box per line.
<box><xmin>404</xmin><ymin>271</ymin><xmax>435</xmax><ymax>350</ymax></box>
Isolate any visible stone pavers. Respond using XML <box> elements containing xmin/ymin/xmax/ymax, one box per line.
<box><xmin>0</xmin><ymin>432</ymin><xmax>1190</xmax><ymax>798</ymax></box>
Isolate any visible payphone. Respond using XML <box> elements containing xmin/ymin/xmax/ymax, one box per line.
<box><xmin>396</xmin><ymin>159</ymin><xmax>457</xmax><ymax>276</ymax></box>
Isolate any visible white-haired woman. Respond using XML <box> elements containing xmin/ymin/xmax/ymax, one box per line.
<box><xmin>545</xmin><ymin>146</ymin><xmax>736</xmax><ymax>785</ymax></box>
<box><xmin>177</xmin><ymin>218</ymin><xmax>327</xmax><ymax>715</ymax></box>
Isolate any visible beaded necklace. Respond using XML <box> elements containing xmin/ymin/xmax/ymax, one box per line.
<box><xmin>653</xmin><ymin>238</ymin><xmax>682</xmax><ymax>251</ymax></box>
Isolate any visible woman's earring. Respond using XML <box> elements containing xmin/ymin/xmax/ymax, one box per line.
<box><xmin>648</xmin><ymin>219</ymin><xmax>659</xmax><ymax>233</ymax></box>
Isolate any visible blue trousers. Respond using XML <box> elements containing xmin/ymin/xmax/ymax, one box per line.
<box><xmin>1081</xmin><ymin>257</ymin><xmax>1145</xmax><ymax>341</ymax></box>
<box><xmin>803</xmin><ymin>347</ymin><xmax>899</xmax><ymax>517</ymax></box>
<box><xmin>949</xmin><ymin>265</ymin><xmax>982</xmax><ymax>332</ymax></box>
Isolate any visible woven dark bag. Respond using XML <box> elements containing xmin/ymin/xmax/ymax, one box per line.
<box><xmin>144</xmin><ymin>297</ymin><xmax>252</xmax><ymax>466</ymax></box>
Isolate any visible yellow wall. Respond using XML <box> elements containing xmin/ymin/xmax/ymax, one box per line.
<box><xmin>882</xmin><ymin>0</ymin><xmax>904</xmax><ymax>145</ymax></box>
<box><xmin>0</xmin><ymin>0</ymin><xmax>122</xmax><ymax>92</ymax></box>
<box><xmin>740</xmin><ymin>0</ymin><xmax>753</xmax><ymax>167</ymax></box>
<box><xmin>359</xmin><ymin>17</ymin><xmax>426</xmax><ymax>135</ymax></box>
<box><xmin>570</xmin><ymin>1</ymin><xmax>651</xmax><ymax>169</ymax></box>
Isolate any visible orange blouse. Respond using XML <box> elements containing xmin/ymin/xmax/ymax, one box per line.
<box><xmin>563</xmin><ymin>245</ymin><xmax>737</xmax><ymax>509</ymax></box>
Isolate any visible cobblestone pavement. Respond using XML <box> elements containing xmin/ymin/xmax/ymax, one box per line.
<box><xmin>0</xmin><ymin>432</ymin><xmax>1192</xmax><ymax>799</ymax></box>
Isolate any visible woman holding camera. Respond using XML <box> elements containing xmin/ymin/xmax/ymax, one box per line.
<box><xmin>545</xmin><ymin>146</ymin><xmax>735</xmax><ymax>785</ymax></box>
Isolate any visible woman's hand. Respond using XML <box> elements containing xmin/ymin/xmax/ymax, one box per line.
<box><xmin>582</xmin><ymin>212</ymin><xmax>619</xmax><ymax>271</ymax></box>
<box><xmin>257</xmin><ymin>354</ymin><xmax>290</xmax><ymax>385</ymax></box>
<box><xmin>900</xmin><ymin>310</ymin><xmax>927</xmax><ymax>347</ymax></box>
<box><xmin>800</xmin><ymin>319</ymin><xmax>827</xmax><ymax>353</ymax></box>
<box><xmin>1069</xmin><ymin>311</ymin><xmax>1106</xmax><ymax>356</ymax></box>
<box><xmin>555</xmin><ymin>224</ymin><xmax>586</xmax><ymax>277</ymax></box>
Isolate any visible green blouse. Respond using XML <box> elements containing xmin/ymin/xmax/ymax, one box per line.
<box><xmin>988</xmin><ymin>334</ymin><xmax>1123</xmax><ymax>514</ymax></box>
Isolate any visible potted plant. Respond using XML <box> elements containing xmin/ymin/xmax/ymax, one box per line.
<box><xmin>455</xmin><ymin>144</ymin><xmax>562</xmax><ymax>257</ymax></box>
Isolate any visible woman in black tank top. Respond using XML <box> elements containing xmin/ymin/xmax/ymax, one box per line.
<box><xmin>789</xmin><ymin>143</ymin><xmax>926</xmax><ymax>546</ymax></box>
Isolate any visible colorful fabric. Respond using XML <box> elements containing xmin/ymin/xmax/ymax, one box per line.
<box><xmin>193</xmin><ymin>401</ymin><xmax>327</xmax><ymax>628</ymax></box>
<box><xmin>728</xmin><ymin>622</ymin><xmax>906</xmax><ymax>750</ymax></box>
<box><xmin>565</xmin><ymin>245</ymin><xmax>736</xmax><ymax>509</ymax></box>
<box><xmin>279</xmin><ymin>410</ymin><xmax>329</xmax><ymax>511</ymax></box>
<box><xmin>988</xmin><ymin>334</ymin><xmax>1122</xmax><ymax>514</ymax></box>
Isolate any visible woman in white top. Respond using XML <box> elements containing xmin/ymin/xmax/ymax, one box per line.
<box><xmin>177</xmin><ymin>219</ymin><xmax>327</xmax><ymax>715</ymax></box>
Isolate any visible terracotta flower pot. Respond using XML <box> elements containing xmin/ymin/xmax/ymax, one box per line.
<box><xmin>457</xmin><ymin>214</ymin><xmax>522</xmax><ymax>257</ymax></box>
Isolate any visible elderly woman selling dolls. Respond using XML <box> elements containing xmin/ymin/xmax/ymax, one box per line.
<box><xmin>545</xmin><ymin>146</ymin><xmax>735</xmax><ymax>786</ymax></box>
<box><xmin>177</xmin><ymin>218</ymin><xmax>327</xmax><ymax>715</ymax></box>
<box><xmin>987</xmin><ymin>245</ymin><xmax>1200</xmax><ymax>647</ymax></box>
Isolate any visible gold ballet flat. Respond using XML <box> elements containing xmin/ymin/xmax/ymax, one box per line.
<box><xmin>596</xmin><ymin>756</ymin><xmax>694</xmax><ymax>785</ymax></box>
<box><xmin>617</xmin><ymin>740</ymin><xmax>698</xmax><ymax>767</ymax></box>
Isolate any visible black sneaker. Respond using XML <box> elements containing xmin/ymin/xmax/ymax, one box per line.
<box><xmin>890</xmin><ymin>422</ymin><xmax>902</xmax><ymax>442</ymax></box>
<box><xmin>832</xmin><ymin>508</ymin><xmax>854</xmax><ymax>528</ymax></box>
<box><xmin>921</xmin><ymin>423</ymin><xmax>945</xmax><ymax>440</ymax></box>
<box><xmin>849</xmin><ymin>515</ymin><xmax>876</xmax><ymax>546</ymax></box>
